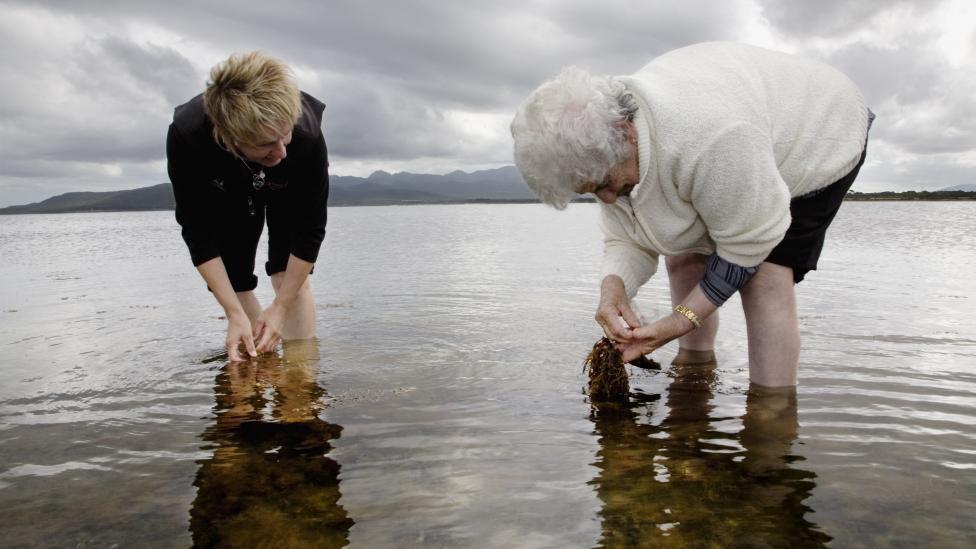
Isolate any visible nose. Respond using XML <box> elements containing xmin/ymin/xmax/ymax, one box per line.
<box><xmin>272</xmin><ymin>140</ymin><xmax>287</xmax><ymax>161</ymax></box>
<box><xmin>595</xmin><ymin>188</ymin><xmax>617</xmax><ymax>204</ymax></box>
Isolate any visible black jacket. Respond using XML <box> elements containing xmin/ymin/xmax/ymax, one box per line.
<box><xmin>166</xmin><ymin>92</ymin><xmax>329</xmax><ymax>266</ymax></box>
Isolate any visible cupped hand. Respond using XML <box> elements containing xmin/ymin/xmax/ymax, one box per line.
<box><xmin>253</xmin><ymin>301</ymin><xmax>287</xmax><ymax>353</ymax></box>
<box><xmin>595</xmin><ymin>275</ymin><xmax>642</xmax><ymax>342</ymax></box>
<box><xmin>615</xmin><ymin>315</ymin><xmax>686</xmax><ymax>363</ymax></box>
<box><xmin>226</xmin><ymin>312</ymin><xmax>257</xmax><ymax>362</ymax></box>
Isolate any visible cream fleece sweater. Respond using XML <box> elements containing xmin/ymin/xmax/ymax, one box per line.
<box><xmin>599</xmin><ymin>42</ymin><xmax>871</xmax><ymax>298</ymax></box>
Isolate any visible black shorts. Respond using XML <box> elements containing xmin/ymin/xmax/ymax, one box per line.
<box><xmin>765</xmin><ymin>147</ymin><xmax>866</xmax><ymax>284</ymax></box>
<box><xmin>217</xmin><ymin>207</ymin><xmax>264</xmax><ymax>292</ymax></box>
<box><xmin>217</xmin><ymin>202</ymin><xmax>311</xmax><ymax>293</ymax></box>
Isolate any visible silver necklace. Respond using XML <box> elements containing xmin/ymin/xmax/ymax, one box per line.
<box><xmin>239</xmin><ymin>158</ymin><xmax>266</xmax><ymax>190</ymax></box>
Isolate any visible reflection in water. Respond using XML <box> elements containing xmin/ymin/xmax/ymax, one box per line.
<box><xmin>590</xmin><ymin>363</ymin><xmax>831</xmax><ymax>548</ymax></box>
<box><xmin>190</xmin><ymin>339</ymin><xmax>353</xmax><ymax>548</ymax></box>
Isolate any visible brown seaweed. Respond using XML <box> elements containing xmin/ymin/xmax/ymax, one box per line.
<box><xmin>584</xmin><ymin>338</ymin><xmax>631</xmax><ymax>402</ymax></box>
<box><xmin>628</xmin><ymin>354</ymin><xmax>662</xmax><ymax>371</ymax></box>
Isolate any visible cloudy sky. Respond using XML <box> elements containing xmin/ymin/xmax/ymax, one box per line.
<box><xmin>1</xmin><ymin>0</ymin><xmax>974</xmax><ymax>206</ymax></box>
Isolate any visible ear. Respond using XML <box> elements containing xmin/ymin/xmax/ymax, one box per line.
<box><xmin>623</xmin><ymin>121</ymin><xmax>637</xmax><ymax>144</ymax></box>
<box><xmin>613</xmin><ymin>120</ymin><xmax>638</xmax><ymax>144</ymax></box>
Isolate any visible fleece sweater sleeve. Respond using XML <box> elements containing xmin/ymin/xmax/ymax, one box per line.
<box><xmin>687</xmin><ymin>123</ymin><xmax>792</xmax><ymax>267</ymax></box>
<box><xmin>599</xmin><ymin>205</ymin><xmax>659</xmax><ymax>299</ymax></box>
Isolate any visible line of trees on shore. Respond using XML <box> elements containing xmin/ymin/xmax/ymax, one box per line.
<box><xmin>846</xmin><ymin>189</ymin><xmax>975</xmax><ymax>200</ymax></box>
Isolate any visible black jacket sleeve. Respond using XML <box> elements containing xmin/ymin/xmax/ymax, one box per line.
<box><xmin>288</xmin><ymin>132</ymin><xmax>329</xmax><ymax>263</ymax></box>
<box><xmin>167</xmin><ymin>124</ymin><xmax>221</xmax><ymax>266</ymax></box>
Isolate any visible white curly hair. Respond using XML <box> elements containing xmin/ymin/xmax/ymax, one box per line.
<box><xmin>511</xmin><ymin>66</ymin><xmax>636</xmax><ymax>209</ymax></box>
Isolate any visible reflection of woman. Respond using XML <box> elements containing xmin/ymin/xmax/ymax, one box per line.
<box><xmin>590</xmin><ymin>363</ymin><xmax>830</xmax><ymax>547</ymax></box>
<box><xmin>190</xmin><ymin>340</ymin><xmax>353</xmax><ymax>547</ymax></box>
<box><xmin>512</xmin><ymin>42</ymin><xmax>873</xmax><ymax>387</ymax></box>
<box><xmin>167</xmin><ymin>51</ymin><xmax>329</xmax><ymax>360</ymax></box>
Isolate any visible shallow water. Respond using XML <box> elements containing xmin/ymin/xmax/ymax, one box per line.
<box><xmin>1</xmin><ymin>203</ymin><xmax>974</xmax><ymax>547</ymax></box>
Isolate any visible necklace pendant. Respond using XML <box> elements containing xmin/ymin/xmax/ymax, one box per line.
<box><xmin>252</xmin><ymin>170</ymin><xmax>266</xmax><ymax>190</ymax></box>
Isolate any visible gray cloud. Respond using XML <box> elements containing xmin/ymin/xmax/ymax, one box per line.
<box><xmin>856</xmin><ymin>146</ymin><xmax>976</xmax><ymax>192</ymax></box>
<box><xmin>823</xmin><ymin>43</ymin><xmax>976</xmax><ymax>156</ymax></box>
<box><xmin>91</xmin><ymin>35</ymin><xmax>199</xmax><ymax>106</ymax></box>
<box><xmin>0</xmin><ymin>26</ymin><xmax>196</xmax><ymax>168</ymax></box>
<box><xmin>0</xmin><ymin>0</ymin><xmax>973</xmax><ymax>206</ymax></box>
<box><xmin>756</xmin><ymin>0</ymin><xmax>932</xmax><ymax>37</ymax></box>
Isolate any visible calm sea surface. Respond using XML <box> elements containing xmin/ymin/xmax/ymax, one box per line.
<box><xmin>1</xmin><ymin>203</ymin><xmax>974</xmax><ymax>548</ymax></box>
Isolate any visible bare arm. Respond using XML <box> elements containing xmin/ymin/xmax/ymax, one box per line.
<box><xmin>616</xmin><ymin>284</ymin><xmax>717</xmax><ymax>363</ymax></box>
<box><xmin>254</xmin><ymin>254</ymin><xmax>314</xmax><ymax>352</ymax></box>
<box><xmin>196</xmin><ymin>257</ymin><xmax>257</xmax><ymax>361</ymax></box>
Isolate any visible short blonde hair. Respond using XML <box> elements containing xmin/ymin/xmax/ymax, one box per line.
<box><xmin>203</xmin><ymin>51</ymin><xmax>301</xmax><ymax>156</ymax></box>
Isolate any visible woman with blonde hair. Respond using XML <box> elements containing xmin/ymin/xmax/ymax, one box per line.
<box><xmin>167</xmin><ymin>51</ymin><xmax>329</xmax><ymax>361</ymax></box>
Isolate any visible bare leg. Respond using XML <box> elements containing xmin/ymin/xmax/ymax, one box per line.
<box><xmin>236</xmin><ymin>291</ymin><xmax>262</xmax><ymax>324</ymax></box>
<box><xmin>665</xmin><ymin>254</ymin><xmax>718</xmax><ymax>364</ymax></box>
<box><xmin>272</xmin><ymin>338</ymin><xmax>322</xmax><ymax>422</ymax></box>
<box><xmin>739</xmin><ymin>262</ymin><xmax>799</xmax><ymax>387</ymax></box>
<box><xmin>740</xmin><ymin>384</ymin><xmax>798</xmax><ymax>473</ymax></box>
<box><xmin>269</xmin><ymin>273</ymin><xmax>316</xmax><ymax>340</ymax></box>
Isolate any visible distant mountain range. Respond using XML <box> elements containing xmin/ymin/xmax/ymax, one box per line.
<box><xmin>939</xmin><ymin>184</ymin><xmax>976</xmax><ymax>192</ymax></box>
<box><xmin>0</xmin><ymin>183</ymin><xmax>178</xmax><ymax>214</ymax></box>
<box><xmin>329</xmin><ymin>166</ymin><xmax>536</xmax><ymax>205</ymax></box>
<box><xmin>1</xmin><ymin>169</ymin><xmax>972</xmax><ymax>214</ymax></box>
<box><xmin>0</xmin><ymin>166</ymin><xmax>538</xmax><ymax>214</ymax></box>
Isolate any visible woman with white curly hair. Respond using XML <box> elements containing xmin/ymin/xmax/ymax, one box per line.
<box><xmin>511</xmin><ymin>42</ymin><xmax>873</xmax><ymax>387</ymax></box>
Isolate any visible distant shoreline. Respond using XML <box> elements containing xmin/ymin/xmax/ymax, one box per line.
<box><xmin>4</xmin><ymin>196</ymin><xmax>976</xmax><ymax>215</ymax></box>
<box><xmin>845</xmin><ymin>190</ymin><xmax>976</xmax><ymax>201</ymax></box>
<box><xmin>0</xmin><ymin>200</ymin><xmax>547</xmax><ymax>215</ymax></box>
<box><xmin>2</xmin><ymin>191</ymin><xmax>974</xmax><ymax>215</ymax></box>
<box><xmin>844</xmin><ymin>198</ymin><xmax>976</xmax><ymax>201</ymax></box>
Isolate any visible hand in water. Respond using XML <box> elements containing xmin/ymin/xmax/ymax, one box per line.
<box><xmin>254</xmin><ymin>301</ymin><xmax>287</xmax><ymax>353</ymax></box>
<box><xmin>226</xmin><ymin>312</ymin><xmax>257</xmax><ymax>361</ymax></box>
<box><xmin>615</xmin><ymin>314</ymin><xmax>686</xmax><ymax>363</ymax></box>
